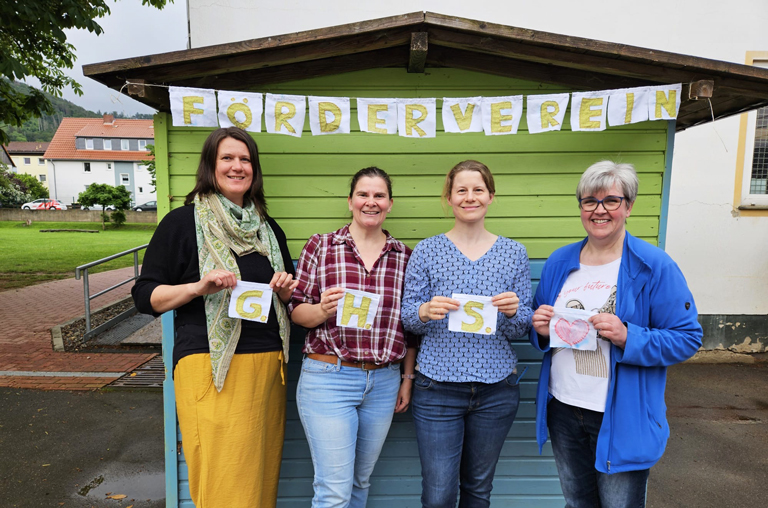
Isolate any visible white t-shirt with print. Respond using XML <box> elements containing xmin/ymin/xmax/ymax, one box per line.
<box><xmin>549</xmin><ymin>258</ymin><xmax>620</xmax><ymax>412</ymax></box>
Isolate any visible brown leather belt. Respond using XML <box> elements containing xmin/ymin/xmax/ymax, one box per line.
<box><xmin>307</xmin><ymin>353</ymin><xmax>402</xmax><ymax>371</ymax></box>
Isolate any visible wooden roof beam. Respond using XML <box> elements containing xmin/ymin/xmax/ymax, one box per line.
<box><xmin>408</xmin><ymin>32</ymin><xmax>428</xmax><ymax>73</ymax></box>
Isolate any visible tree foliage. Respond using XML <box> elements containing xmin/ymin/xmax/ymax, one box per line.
<box><xmin>0</xmin><ymin>0</ymin><xmax>170</xmax><ymax>145</ymax></box>
<box><xmin>78</xmin><ymin>183</ymin><xmax>132</xmax><ymax>229</ymax></box>
<box><xmin>14</xmin><ymin>173</ymin><xmax>49</xmax><ymax>199</ymax></box>
<box><xmin>0</xmin><ymin>166</ymin><xmax>33</xmax><ymax>206</ymax></box>
<box><xmin>142</xmin><ymin>144</ymin><xmax>157</xmax><ymax>192</ymax></box>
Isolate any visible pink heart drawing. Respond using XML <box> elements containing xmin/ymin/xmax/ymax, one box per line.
<box><xmin>554</xmin><ymin>318</ymin><xmax>590</xmax><ymax>346</ymax></box>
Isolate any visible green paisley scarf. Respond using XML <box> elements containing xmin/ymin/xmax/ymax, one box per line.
<box><xmin>194</xmin><ymin>193</ymin><xmax>290</xmax><ymax>392</ymax></box>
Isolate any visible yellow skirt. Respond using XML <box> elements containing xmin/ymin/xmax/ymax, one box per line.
<box><xmin>174</xmin><ymin>351</ymin><xmax>286</xmax><ymax>508</ymax></box>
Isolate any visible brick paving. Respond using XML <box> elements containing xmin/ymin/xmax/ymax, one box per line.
<box><xmin>0</xmin><ymin>267</ymin><xmax>156</xmax><ymax>390</ymax></box>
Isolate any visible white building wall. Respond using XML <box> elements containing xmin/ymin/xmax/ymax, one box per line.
<box><xmin>48</xmin><ymin>160</ymin><xmax>157</xmax><ymax>207</ymax></box>
<box><xmin>188</xmin><ymin>0</ymin><xmax>768</xmax><ymax>316</ymax></box>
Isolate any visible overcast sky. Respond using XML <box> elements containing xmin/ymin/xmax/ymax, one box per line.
<box><xmin>36</xmin><ymin>1</ymin><xmax>190</xmax><ymax>116</ymax></box>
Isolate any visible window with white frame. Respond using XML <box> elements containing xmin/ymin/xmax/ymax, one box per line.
<box><xmin>739</xmin><ymin>57</ymin><xmax>768</xmax><ymax>209</ymax></box>
<box><xmin>107</xmin><ymin>163</ymin><xmax>112</xmax><ymax>170</ymax></box>
<box><xmin>85</xmin><ymin>138</ymin><xmax>94</xmax><ymax>150</ymax></box>
<box><xmin>138</xmin><ymin>186</ymin><xmax>143</xmax><ymax>193</ymax></box>
<box><xmin>38</xmin><ymin>158</ymin><xmax>44</xmax><ymax>165</ymax></box>
<box><xmin>39</xmin><ymin>174</ymin><xmax>46</xmax><ymax>183</ymax></box>
<box><xmin>121</xmin><ymin>139</ymin><xmax>130</xmax><ymax>150</ymax></box>
<box><xmin>120</xmin><ymin>173</ymin><xmax>130</xmax><ymax>185</ymax></box>
<box><xmin>23</xmin><ymin>157</ymin><xmax>30</xmax><ymax>165</ymax></box>
<box><xmin>138</xmin><ymin>140</ymin><xmax>147</xmax><ymax>150</ymax></box>
<box><xmin>84</xmin><ymin>162</ymin><xmax>91</xmax><ymax>173</ymax></box>
<box><xmin>103</xmin><ymin>139</ymin><xmax>112</xmax><ymax>150</ymax></box>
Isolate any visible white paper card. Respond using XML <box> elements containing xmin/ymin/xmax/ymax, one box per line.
<box><xmin>228</xmin><ymin>281</ymin><xmax>273</xmax><ymax>322</ymax></box>
<box><xmin>308</xmin><ymin>96</ymin><xmax>350</xmax><ymax>135</ymax></box>
<box><xmin>448</xmin><ymin>293</ymin><xmax>497</xmax><ymax>335</ymax></box>
<box><xmin>526</xmin><ymin>93</ymin><xmax>570</xmax><ymax>134</ymax></box>
<box><xmin>357</xmin><ymin>98</ymin><xmax>398</xmax><ymax>134</ymax></box>
<box><xmin>442</xmin><ymin>97</ymin><xmax>483</xmax><ymax>133</ymax></box>
<box><xmin>549</xmin><ymin>307</ymin><xmax>598</xmax><ymax>350</ymax></box>
<box><xmin>170</xmin><ymin>86</ymin><xmax>218</xmax><ymax>127</ymax></box>
<box><xmin>481</xmin><ymin>96</ymin><xmax>523</xmax><ymax>135</ymax></box>
<box><xmin>607</xmin><ymin>87</ymin><xmax>650</xmax><ymax>126</ymax></box>
<box><xmin>217</xmin><ymin>91</ymin><xmax>263</xmax><ymax>132</ymax></box>
<box><xmin>336</xmin><ymin>289</ymin><xmax>381</xmax><ymax>330</ymax></box>
<box><xmin>647</xmin><ymin>84</ymin><xmax>682</xmax><ymax>120</ymax></box>
<box><xmin>397</xmin><ymin>98</ymin><xmax>436</xmax><ymax>138</ymax></box>
<box><xmin>570</xmin><ymin>91</ymin><xmax>610</xmax><ymax>132</ymax></box>
<box><xmin>265</xmin><ymin>93</ymin><xmax>306</xmax><ymax>137</ymax></box>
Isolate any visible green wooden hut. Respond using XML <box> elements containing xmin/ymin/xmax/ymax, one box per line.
<box><xmin>84</xmin><ymin>12</ymin><xmax>768</xmax><ymax>507</ymax></box>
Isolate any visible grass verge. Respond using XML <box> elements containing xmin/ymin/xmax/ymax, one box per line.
<box><xmin>0</xmin><ymin>221</ymin><xmax>156</xmax><ymax>291</ymax></box>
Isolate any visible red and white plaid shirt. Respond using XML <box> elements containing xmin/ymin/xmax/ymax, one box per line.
<box><xmin>289</xmin><ymin>224</ymin><xmax>416</xmax><ymax>364</ymax></box>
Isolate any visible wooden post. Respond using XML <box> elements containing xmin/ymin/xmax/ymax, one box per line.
<box><xmin>408</xmin><ymin>32</ymin><xmax>428</xmax><ymax>73</ymax></box>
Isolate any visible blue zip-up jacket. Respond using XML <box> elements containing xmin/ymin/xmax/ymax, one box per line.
<box><xmin>530</xmin><ymin>232</ymin><xmax>702</xmax><ymax>474</ymax></box>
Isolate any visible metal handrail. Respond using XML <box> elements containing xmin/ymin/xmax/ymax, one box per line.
<box><xmin>75</xmin><ymin>244</ymin><xmax>148</xmax><ymax>339</ymax></box>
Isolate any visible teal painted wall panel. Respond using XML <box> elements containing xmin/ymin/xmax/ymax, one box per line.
<box><xmin>158</xmin><ymin>67</ymin><xmax>671</xmax><ymax>507</ymax></box>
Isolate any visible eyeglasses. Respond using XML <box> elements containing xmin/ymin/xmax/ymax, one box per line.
<box><xmin>578</xmin><ymin>195</ymin><xmax>626</xmax><ymax>212</ymax></box>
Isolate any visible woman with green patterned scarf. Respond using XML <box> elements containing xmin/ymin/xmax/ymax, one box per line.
<box><xmin>132</xmin><ymin>127</ymin><xmax>296</xmax><ymax>508</ymax></box>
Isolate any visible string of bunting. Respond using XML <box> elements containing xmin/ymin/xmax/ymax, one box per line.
<box><xmin>160</xmin><ymin>83</ymin><xmax>682</xmax><ymax>138</ymax></box>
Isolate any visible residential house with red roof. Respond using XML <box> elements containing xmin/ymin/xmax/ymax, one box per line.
<box><xmin>5</xmin><ymin>142</ymin><xmax>50</xmax><ymax>187</ymax></box>
<box><xmin>43</xmin><ymin>115</ymin><xmax>155</xmax><ymax>206</ymax></box>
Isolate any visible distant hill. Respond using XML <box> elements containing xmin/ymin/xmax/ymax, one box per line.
<box><xmin>0</xmin><ymin>80</ymin><xmax>154</xmax><ymax>143</ymax></box>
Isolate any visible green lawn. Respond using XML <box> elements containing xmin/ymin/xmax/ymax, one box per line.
<box><xmin>0</xmin><ymin>221</ymin><xmax>157</xmax><ymax>290</ymax></box>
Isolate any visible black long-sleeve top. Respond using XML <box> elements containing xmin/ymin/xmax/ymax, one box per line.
<box><xmin>131</xmin><ymin>204</ymin><xmax>295</xmax><ymax>370</ymax></box>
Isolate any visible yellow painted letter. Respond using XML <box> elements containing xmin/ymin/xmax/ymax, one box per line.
<box><xmin>341</xmin><ymin>293</ymin><xmax>372</xmax><ymax>328</ymax></box>
<box><xmin>655</xmin><ymin>90</ymin><xmax>677</xmax><ymax>119</ymax></box>
<box><xmin>275</xmin><ymin>101</ymin><xmax>297</xmax><ymax>134</ymax></box>
<box><xmin>624</xmin><ymin>93</ymin><xmax>635</xmax><ymax>124</ymax></box>
<box><xmin>227</xmin><ymin>103</ymin><xmax>253</xmax><ymax>129</ymax></box>
<box><xmin>405</xmin><ymin>104</ymin><xmax>428</xmax><ymax>137</ymax></box>
<box><xmin>236</xmin><ymin>290</ymin><xmax>264</xmax><ymax>319</ymax></box>
<box><xmin>491</xmin><ymin>102</ymin><xmax>512</xmax><ymax>133</ymax></box>
<box><xmin>450</xmin><ymin>103</ymin><xmax>475</xmax><ymax>131</ymax></box>
<box><xmin>461</xmin><ymin>301</ymin><xmax>485</xmax><ymax>333</ymax></box>
<box><xmin>540</xmin><ymin>101</ymin><xmax>560</xmax><ymax>129</ymax></box>
<box><xmin>579</xmin><ymin>98</ymin><xmax>604</xmax><ymax>129</ymax></box>
<box><xmin>368</xmin><ymin>104</ymin><xmax>389</xmax><ymax>134</ymax></box>
<box><xmin>182</xmin><ymin>96</ymin><xmax>204</xmax><ymax>125</ymax></box>
<box><xmin>319</xmin><ymin>102</ymin><xmax>342</xmax><ymax>133</ymax></box>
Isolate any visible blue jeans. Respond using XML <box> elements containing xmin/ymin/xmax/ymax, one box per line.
<box><xmin>411</xmin><ymin>372</ymin><xmax>520</xmax><ymax>508</ymax></box>
<box><xmin>547</xmin><ymin>397</ymin><xmax>650</xmax><ymax>508</ymax></box>
<box><xmin>296</xmin><ymin>357</ymin><xmax>401</xmax><ymax>508</ymax></box>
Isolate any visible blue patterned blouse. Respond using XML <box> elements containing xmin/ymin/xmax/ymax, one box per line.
<box><xmin>402</xmin><ymin>234</ymin><xmax>533</xmax><ymax>383</ymax></box>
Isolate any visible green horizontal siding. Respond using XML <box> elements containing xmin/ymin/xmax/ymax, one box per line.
<box><xmin>158</xmin><ymin>67</ymin><xmax>670</xmax><ymax>507</ymax></box>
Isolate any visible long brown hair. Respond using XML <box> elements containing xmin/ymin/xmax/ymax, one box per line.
<box><xmin>184</xmin><ymin>127</ymin><xmax>268</xmax><ymax>217</ymax></box>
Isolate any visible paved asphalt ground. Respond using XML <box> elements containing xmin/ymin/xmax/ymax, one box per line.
<box><xmin>1</xmin><ymin>360</ymin><xmax>766</xmax><ymax>507</ymax></box>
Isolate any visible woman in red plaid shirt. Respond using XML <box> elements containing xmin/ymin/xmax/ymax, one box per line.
<box><xmin>289</xmin><ymin>167</ymin><xmax>417</xmax><ymax>508</ymax></box>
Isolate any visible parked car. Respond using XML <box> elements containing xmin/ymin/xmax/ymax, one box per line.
<box><xmin>132</xmin><ymin>201</ymin><xmax>157</xmax><ymax>212</ymax></box>
<box><xmin>81</xmin><ymin>204</ymin><xmax>116</xmax><ymax>211</ymax></box>
<box><xmin>21</xmin><ymin>198</ymin><xmax>67</xmax><ymax>210</ymax></box>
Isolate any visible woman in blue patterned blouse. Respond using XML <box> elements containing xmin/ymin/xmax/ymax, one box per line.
<box><xmin>402</xmin><ymin>160</ymin><xmax>533</xmax><ymax>508</ymax></box>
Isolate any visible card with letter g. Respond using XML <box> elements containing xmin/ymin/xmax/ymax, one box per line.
<box><xmin>336</xmin><ymin>289</ymin><xmax>381</xmax><ymax>330</ymax></box>
<box><xmin>448</xmin><ymin>293</ymin><xmax>497</xmax><ymax>335</ymax></box>
<box><xmin>228</xmin><ymin>281</ymin><xmax>273</xmax><ymax>322</ymax></box>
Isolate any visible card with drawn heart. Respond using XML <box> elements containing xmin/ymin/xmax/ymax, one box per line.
<box><xmin>549</xmin><ymin>307</ymin><xmax>598</xmax><ymax>350</ymax></box>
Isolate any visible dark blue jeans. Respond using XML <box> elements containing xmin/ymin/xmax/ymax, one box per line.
<box><xmin>547</xmin><ymin>397</ymin><xmax>650</xmax><ymax>508</ymax></box>
<box><xmin>412</xmin><ymin>372</ymin><xmax>520</xmax><ymax>508</ymax></box>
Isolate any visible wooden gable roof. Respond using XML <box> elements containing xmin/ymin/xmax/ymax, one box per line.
<box><xmin>83</xmin><ymin>11</ymin><xmax>768</xmax><ymax>131</ymax></box>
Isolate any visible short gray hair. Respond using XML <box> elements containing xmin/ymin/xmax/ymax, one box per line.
<box><xmin>576</xmin><ymin>161</ymin><xmax>638</xmax><ymax>202</ymax></box>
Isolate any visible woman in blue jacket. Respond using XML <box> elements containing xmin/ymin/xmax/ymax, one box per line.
<box><xmin>530</xmin><ymin>161</ymin><xmax>702</xmax><ymax>508</ymax></box>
